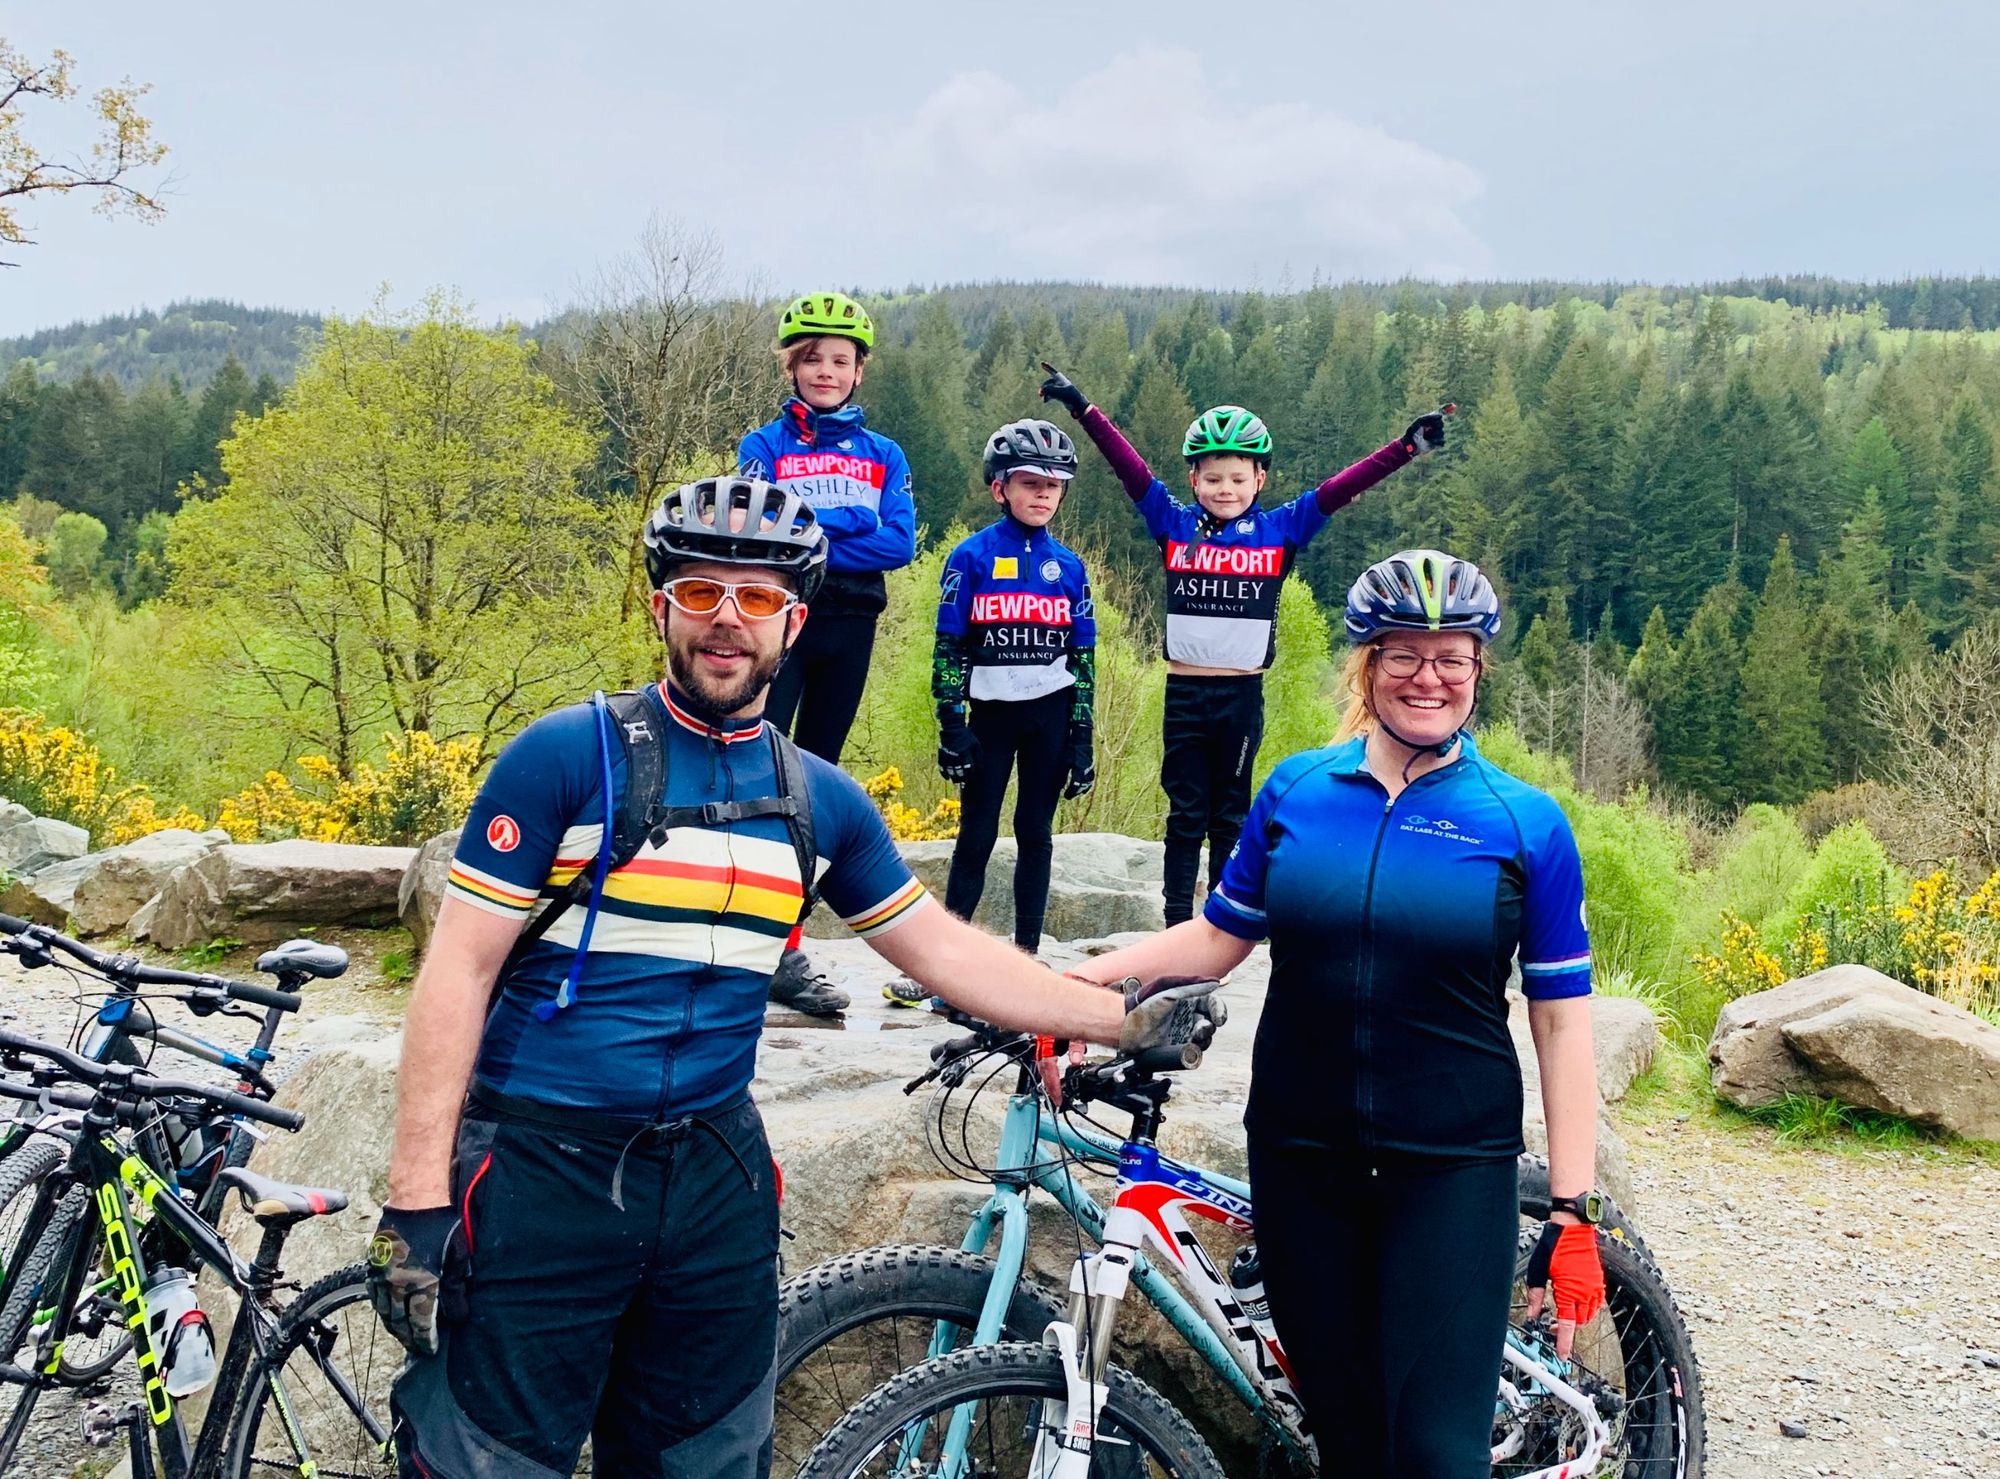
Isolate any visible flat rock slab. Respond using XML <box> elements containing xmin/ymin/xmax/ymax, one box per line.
<box><xmin>146</xmin><ymin>840</ymin><xmax>417</xmax><ymax>950</ymax></box>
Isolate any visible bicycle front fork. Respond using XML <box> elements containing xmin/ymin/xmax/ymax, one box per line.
<box><xmin>1031</xmin><ymin>1239</ymin><xmax>1140</xmax><ymax>1478</ymax></box>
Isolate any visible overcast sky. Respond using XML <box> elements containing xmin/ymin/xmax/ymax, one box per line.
<box><xmin>3</xmin><ymin>0</ymin><xmax>1996</xmax><ymax>337</ymax></box>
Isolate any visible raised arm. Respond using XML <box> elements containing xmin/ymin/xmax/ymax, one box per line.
<box><xmin>1041</xmin><ymin>362</ymin><xmax>1155</xmax><ymax>501</ymax></box>
<box><xmin>1313</xmin><ymin>405</ymin><xmax>1454</xmax><ymax>515</ymax></box>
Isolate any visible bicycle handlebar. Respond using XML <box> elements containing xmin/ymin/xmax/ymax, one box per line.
<box><xmin>0</xmin><ymin>914</ymin><xmax>303</xmax><ymax>1014</ymax></box>
<box><xmin>0</xmin><ymin>1027</ymin><xmax>305</xmax><ymax>1132</ymax></box>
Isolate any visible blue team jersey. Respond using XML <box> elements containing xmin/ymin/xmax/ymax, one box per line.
<box><xmin>738</xmin><ymin>400</ymin><xmax>916</xmax><ymax>590</ymax></box>
<box><xmin>1130</xmin><ymin>481</ymin><xmax>1325</xmax><ymax>670</ymax></box>
<box><xmin>1205</xmin><ymin>734</ymin><xmax>1591</xmax><ymax>1160</ymax></box>
<box><xmin>937</xmin><ymin>516</ymin><xmax>1096</xmax><ymax>703</ymax></box>
<box><xmin>446</xmin><ymin>682</ymin><xmax>928</xmax><ymax>1117</ymax></box>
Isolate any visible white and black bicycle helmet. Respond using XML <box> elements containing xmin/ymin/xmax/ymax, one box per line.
<box><xmin>983</xmin><ymin>419</ymin><xmax>1078</xmax><ymax>484</ymax></box>
<box><xmin>1344</xmin><ymin>549</ymin><xmax>1502</xmax><ymax>646</ymax></box>
<box><xmin>643</xmin><ymin>476</ymin><xmax>829</xmax><ymax>603</ymax></box>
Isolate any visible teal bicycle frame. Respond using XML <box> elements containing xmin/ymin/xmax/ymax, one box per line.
<box><xmin>909</xmin><ymin>1070</ymin><xmax>1610</xmax><ymax>1477</ymax></box>
<box><xmin>937</xmin><ymin>1082</ymin><xmax>1292</xmax><ymax>1450</ymax></box>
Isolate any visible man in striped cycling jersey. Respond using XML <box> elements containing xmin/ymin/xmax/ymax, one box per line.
<box><xmin>367</xmin><ymin>476</ymin><xmax>1220</xmax><ymax>1479</ymax></box>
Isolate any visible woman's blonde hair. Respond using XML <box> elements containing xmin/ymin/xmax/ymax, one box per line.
<box><xmin>1332</xmin><ymin>642</ymin><xmax>1378</xmax><ymax>743</ymax></box>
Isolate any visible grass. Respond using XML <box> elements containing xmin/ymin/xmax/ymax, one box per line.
<box><xmin>178</xmin><ymin>935</ymin><xmax>244</xmax><ymax>968</ymax></box>
<box><xmin>378</xmin><ymin>948</ymin><xmax>415</xmax><ymax>985</ymax></box>
<box><xmin>1616</xmin><ymin>1038</ymin><xmax>2000</xmax><ymax>1166</ymax></box>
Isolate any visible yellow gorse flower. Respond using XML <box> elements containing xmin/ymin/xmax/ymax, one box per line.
<box><xmin>862</xmin><ymin>769</ymin><xmax>959</xmax><ymax>842</ymax></box>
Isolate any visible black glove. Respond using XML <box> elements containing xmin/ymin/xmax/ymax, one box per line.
<box><xmin>1062</xmin><ymin>723</ymin><xmax>1095</xmax><ymax>800</ymax></box>
<box><xmin>1039</xmin><ymin>361</ymin><xmax>1091</xmax><ymax>419</ymax></box>
<box><xmin>938</xmin><ymin>715</ymin><xmax>979</xmax><ymax>785</ymax></box>
<box><xmin>1117</xmin><ymin>975</ymin><xmax>1227</xmax><ymax>1054</ymax></box>
<box><xmin>1401</xmin><ymin>405</ymin><xmax>1451</xmax><ymax>458</ymax></box>
<box><xmin>367</xmin><ymin>1204</ymin><xmax>463</xmax><ymax>1358</ymax></box>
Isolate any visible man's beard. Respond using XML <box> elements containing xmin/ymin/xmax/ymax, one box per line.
<box><xmin>667</xmin><ymin>632</ymin><xmax>786</xmax><ymax>720</ymax></box>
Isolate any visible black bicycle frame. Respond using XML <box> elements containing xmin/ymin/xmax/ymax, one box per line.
<box><xmin>0</xmin><ymin>1115</ymin><xmax>285</xmax><ymax>1477</ymax></box>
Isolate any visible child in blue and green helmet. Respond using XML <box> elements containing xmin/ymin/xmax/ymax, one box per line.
<box><xmin>1040</xmin><ymin>363</ymin><xmax>1448</xmax><ymax>924</ymax></box>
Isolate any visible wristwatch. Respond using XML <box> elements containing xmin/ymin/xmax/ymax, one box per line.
<box><xmin>1548</xmin><ymin>1191</ymin><xmax>1605</xmax><ymax>1225</ymax></box>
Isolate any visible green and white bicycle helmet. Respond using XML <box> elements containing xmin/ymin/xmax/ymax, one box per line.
<box><xmin>1182</xmin><ymin>405</ymin><xmax>1273</xmax><ymax>465</ymax></box>
<box><xmin>778</xmin><ymin>291</ymin><xmax>875</xmax><ymax>351</ymax></box>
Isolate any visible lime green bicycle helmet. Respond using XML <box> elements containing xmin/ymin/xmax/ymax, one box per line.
<box><xmin>778</xmin><ymin>292</ymin><xmax>875</xmax><ymax>351</ymax></box>
<box><xmin>1182</xmin><ymin>405</ymin><xmax>1273</xmax><ymax>464</ymax></box>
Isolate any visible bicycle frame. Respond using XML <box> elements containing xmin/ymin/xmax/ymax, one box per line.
<box><xmin>0</xmin><ymin>1123</ymin><xmax>291</xmax><ymax>1477</ymax></box>
<box><xmin>937</xmin><ymin>1081</ymin><xmax>1609</xmax><ymax>1479</ymax></box>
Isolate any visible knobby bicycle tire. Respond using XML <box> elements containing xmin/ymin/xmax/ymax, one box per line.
<box><xmin>1505</xmin><ymin>1224</ymin><xmax>1707</xmax><ymax>1479</ymax></box>
<box><xmin>225</xmin><ymin>1262</ymin><xmax>397</xmax><ymax>1479</ymax></box>
<box><xmin>775</xmin><ymin>1243</ymin><xmax>1065</xmax><ymax>1472</ymax></box>
<box><xmin>799</xmin><ymin>1340</ymin><xmax>1223</xmax><ymax>1479</ymax></box>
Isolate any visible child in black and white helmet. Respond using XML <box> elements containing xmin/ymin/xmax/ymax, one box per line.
<box><xmin>886</xmin><ymin>420</ymin><xmax>1095</xmax><ymax>1001</ymax></box>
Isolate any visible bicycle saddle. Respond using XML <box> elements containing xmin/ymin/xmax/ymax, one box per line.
<box><xmin>217</xmin><ymin>1167</ymin><xmax>351</xmax><ymax>1227</ymax></box>
<box><xmin>255</xmin><ymin>939</ymin><xmax>350</xmax><ymax>981</ymax></box>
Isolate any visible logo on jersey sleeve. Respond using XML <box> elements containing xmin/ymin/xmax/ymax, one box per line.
<box><xmin>487</xmin><ymin>815</ymin><xmax>522</xmax><ymax>852</ymax></box>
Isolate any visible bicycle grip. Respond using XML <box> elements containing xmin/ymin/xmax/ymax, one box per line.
<box><xmin>224</xmin><ymin>978</ymin><xmax>304</xmax><ymax>1014</ymax></box>
<box><xmin>1132</xmin><ymin>1042</ymin><xmax>1203</xmax><ymax>1074</ymax></box>
<box><xmin>0</xmin><ymin>913</ymin><xmax>31</xmax><ymax>935</ymax></box>
<box><xmin>218</xmin><ymin>1089</ymin><xmax>304</xmax><ymax>1131</ymax></box>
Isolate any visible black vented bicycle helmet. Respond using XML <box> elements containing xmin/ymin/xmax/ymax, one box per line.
<box><xmin>983</xmin><ymin>419</ymin><xmax>1078</xmax><ymax>484</ymax></box>
<box><xmin>643</xmin><ymin>476</ymin><xmax>828</xmax><ymax>603</ymax></box>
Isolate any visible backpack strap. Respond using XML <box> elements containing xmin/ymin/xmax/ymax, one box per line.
<box><xmin>493</xmin><ymin>695</ymin><xmax>823</xmax><ymax>1007</ymax></box>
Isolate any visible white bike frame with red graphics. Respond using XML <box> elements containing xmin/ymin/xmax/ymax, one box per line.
<box><xmin>1024</xmin><ymin>1139</ymin><xmax>1610</xmax><ymax>1479</ymax></box>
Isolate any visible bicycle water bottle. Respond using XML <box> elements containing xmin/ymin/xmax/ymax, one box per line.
<box><xmin>1228</xmin><ymin>1244</ymin><xmax>1281</xmax><ymax>1343</ymax></box>
<box><xmin>143</xmin><ymin>1267</ymin><xmax>217</xmax><ymax>1397</ymax></box>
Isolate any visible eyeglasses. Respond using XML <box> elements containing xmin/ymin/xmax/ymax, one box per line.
<box><xmin>1373</xmin><ymin>648</ymin><xmax>1482</xmax><ymax>685</ymax></box>
<box><xmin>661</xmin><ymin>577</ymin><xmax>798</xmax><ymax>621</ymax></box>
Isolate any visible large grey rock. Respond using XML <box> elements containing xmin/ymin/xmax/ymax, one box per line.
<box><xmin>0</xmin><ymin>813</ymin><xmax>89</xmax><ymax>877</ymax></box>
<box><xmin>1710</xmin><ymin>964</ymin><xmax>2000</xmax><ymax>1139</ymax></box>
<box><xmin>67</xmin><ymin>828</ymin><xmax>223</xmax><ymax>937</ymax></box>
<box><xmin>146</xmin><ymin>840</ymin><xmax>418</xmax><ymax>950</ymax></box>
<box><xmin>0</xmin><ymin>853</ymin><xmax>94</xmax><ymax>925</ymax></box>
<box><xmin>808</xmin><ymin>833</ymin><xmax>1165</xmax><ymax>942</ymax></box>
<box><xmin>1782</xmin><ymin>991</ymin><xmax>2000</xmax><ymax>1140</ymax></box>
<box><xmin>1708</xmin><ymin>965</ymin><xmax>1912</xmax><ymax>1107</ymax></box>
<box><xmin>399</xmin><ymin>828</ymin><xmax>460</xmax><ymax>950</ymax></box>
<box><xmin>1589</xmin><ymin>995</ymin><xmax>1661</xmax><ymax>1103</ymax></box>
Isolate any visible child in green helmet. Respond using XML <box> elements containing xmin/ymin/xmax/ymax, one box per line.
<box><xmin>1040</xmin><ymin>363</ymin><xmax>1448</xmax><ymax>923</ymax></box>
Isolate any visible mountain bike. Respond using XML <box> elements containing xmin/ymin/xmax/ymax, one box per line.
<box><xmin>778</xmin><ymin>1021</ymin><xmax>1704</xmax><ymax>1478</ymax></box>
<box><xmin>0</xmin><ymin>912</ymin><xmax>344</xmax><ymax>1387</ymax></box>
<box><xmin>0</xmin><ymin>1026</ymin><xmax>392</xmax><ymax>1477</ymax></box>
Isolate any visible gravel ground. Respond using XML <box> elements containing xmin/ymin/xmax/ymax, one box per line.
<box><xmin>5</xmin><ymin>939</ymin><xmax>1998</xmax><ymax>1478</ymax></box>
<box><xmin>1618</xmin><ymin>1106</ymin><xmax>2000</xmax><ymax>1478</ymax></box>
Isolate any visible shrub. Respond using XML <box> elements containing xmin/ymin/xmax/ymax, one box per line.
<box><xmin>1764</xmin><ymin>821</ymin><xmax>1905</xmax><ymax>948</ymax></box>
<box><xmin>0</xmin><ymin>709</ymin><xmax>139</xmax><ymax>839</ymax></box>
<box><xmin>1706</xmin><ymin>805</ymin><xmax>1811</xmax><ymax>932</ymax></box>
<box><xmin>862</xmin><ymin>768</ymin><xmax>959</xmax><ymax>841</ymax></box>
<box><xmin>216</xmin><ymin>732</ymin><xmax>482</xmax><ymax>846</ymax></box>
<box><xmin>1795</xmin><ymin>780</ymin><xmax>1937</xmax><ymax>873</ymax></box>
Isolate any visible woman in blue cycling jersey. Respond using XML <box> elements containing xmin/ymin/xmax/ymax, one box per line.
<box><xmin>1072</xmin><ymin>550</ymin><xmax>1605</xmax><ymax>1478</ymax></box>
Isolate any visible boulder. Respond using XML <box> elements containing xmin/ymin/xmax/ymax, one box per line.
<box><xmin>808</xmin><ymin>833</ymin><xmax>1165</xmax><ymax>942</ymax></box>
<box><xmin>0</xmin><ymin>853</ymin><xmax>95</xmax><ymax>925</ymax></box>
<box><xmin>399</xmin><ymin>828</ymin><xmax>459</xmax><ymax>950</ymax></box>
<box><xmin>145</xmin><ymin>840</ymin><xmax>418</xmax><ymax>950</ymax></box>
<box><xmin>1708</xmin><ymin>965</ymin><xmax>1912</xmax><ymax>1108</ymax></box>
<box><xmin>67</xmin><ymin>828</ymin><xmax>222</xmax><ymax>937</ymax></box>
<box><xmin>1710</xmin><ymin>964</ymin><xmax>2000</xmax><ymax>1139</ymax></box>
<box><xmin>1782</xmin><ymin>991</ymin><xmax>2000</xmax><ymax>1140</ymax></box>
<box><xmin>0</xmin><ymin>813</ymin><xmax>89</xmax><ymax>878</ymax></box>
<box><xmin>1589</xmin><ymin>995</ymin><xmax>1661</xmax><ymax>1103</ymax></box>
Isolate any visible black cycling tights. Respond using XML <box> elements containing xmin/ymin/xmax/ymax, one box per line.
<box><xmin>945</xmin><ymin>688</ymin><xmax>1070</xmax><ymax>952</ymax></box>
<box><xmin>1247</xmin><ymin>1141</ymin><xmax>1517</xmax><ymax>1478</ymax></box>
<box><xmin>1160</xmin><ymin>673</ymin><xmax>1264</xmax><ymax>925</ymax></box>
<box><xmin>765</xmin><ymin>610</ymin><xmax>878</xmax><ymax>765</ymax></box>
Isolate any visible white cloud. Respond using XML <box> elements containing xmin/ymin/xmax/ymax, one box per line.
<box><xmin>847</xmin><ymin>48</ymin><xmax>1491</xmax><ymax>287</ymax></box>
